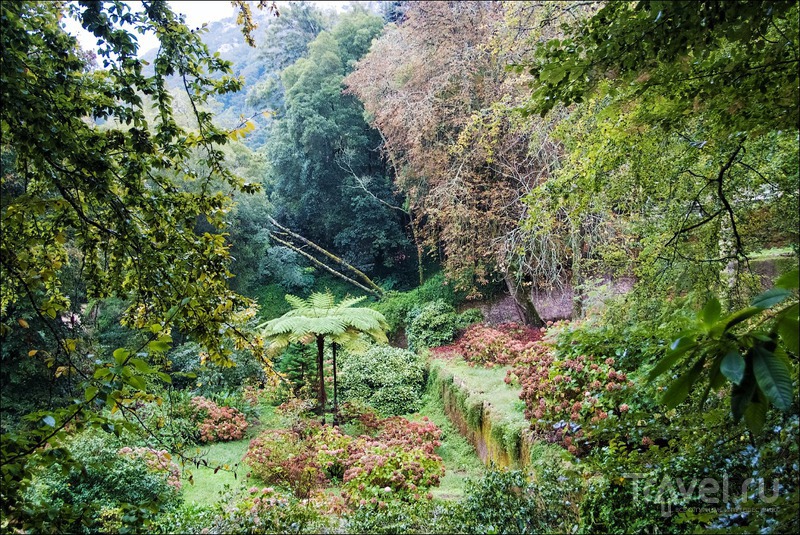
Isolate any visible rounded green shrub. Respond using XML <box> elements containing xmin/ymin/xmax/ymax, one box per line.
<box><xmin>405</xmin><ymin>300</ymin><xmax>459</xmax><ymax>351</ymax></box>
<box><xmin>339</xmin><ymin>346</ymin><xmax>426</xmax><ymax>416</ymax></box>
<box><xmin>456</xmin><ymin>469</ymin><xmax>550</xmax><ymax>534</ymax></box>
<box><xmin>24</xmin><ymin>431</ymin><xmax>181</xmax><ymax>533</ymax></box>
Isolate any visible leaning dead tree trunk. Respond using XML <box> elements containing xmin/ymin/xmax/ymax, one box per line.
<box><xmin>267</xmin><ymin>216</ymin><xmax>384</xmax><ymax>297</ymax></box>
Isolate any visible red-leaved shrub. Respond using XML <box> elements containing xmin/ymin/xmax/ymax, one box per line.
<box><xmin>431</xmin><ymin>322</ymin><xmax>544</xmax><ymax>366</ymax></box>
<box><xmin>244</xmin><ymin>411</ymin><xmax>444</xmax><ymax>505</ymax></box>
<box><xmin>191</xmin><ymin>396</ymin><xmax>249</xmax><ymax>442</ymax></box>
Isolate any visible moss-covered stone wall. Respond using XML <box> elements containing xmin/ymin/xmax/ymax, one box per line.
<box><xmin>429</xmin><ymin>361</ymin><xmax>533</xmax><ymax>469</ymax></box>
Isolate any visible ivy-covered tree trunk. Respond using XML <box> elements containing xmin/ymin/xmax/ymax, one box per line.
<box><xmin>718</xmin><ymin>215</ymin><xmax>739</xmax><ymax>309</ymax></box>
<box><xmin>316</xmin><ymin>335</ymin><xmax>326</xmax><ymax>424</ymax></box>
<box><xmin>409</xmin><ymin>214</ymin><xmax>425</xmax><ymax>286</ymax></box>
<box><xmin>571</xmin><ymin>222</ymin><xmax>585</xmax><ymax>318</ymax></box>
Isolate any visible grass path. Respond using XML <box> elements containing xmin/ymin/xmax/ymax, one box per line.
<box><xmin>411</xmin><ymin>385</ymin><xmax>485</xmax><ymax>500</ymax></box>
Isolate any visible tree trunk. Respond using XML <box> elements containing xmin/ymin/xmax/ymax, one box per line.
<box><xmin>316</xmin><ymin>334</ymin><xmax>326</xmax><ymax>425</ymax></box>
<box><xmin>409</xmin><ymin>212</ymin><xmax>425</xmax><ymax>286</ymax></box>
<box><xmin>571</xmin><ymin>221</ymin><xmax>585</xmax><ymax>318</ymax></box>
<box><xmin>267</xmin><ymin>216</ymin><xmax>384</xmax><ymax>295</ymax></box>
<box><xmin>504</xmin><ymin>271</ymin><xmax>544</xmax><ymax>327</ymax></box>
<box><xmin>332</xmin><ymin>342</ymin><xmax>339</xmax><ymax>425</ymax></box>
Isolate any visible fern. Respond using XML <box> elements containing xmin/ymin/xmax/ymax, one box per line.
<box><xmin>259</xmin><ymin>292</ymin><xmax>390</xmax><ymax>422</ymax></box>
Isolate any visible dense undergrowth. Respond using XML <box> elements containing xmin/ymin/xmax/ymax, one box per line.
<box><xmin>12</xmin><ymin>268</ymin><xmax>797</xmax><ymax>533</ymax></box>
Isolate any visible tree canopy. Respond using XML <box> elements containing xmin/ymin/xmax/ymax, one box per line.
<box><xmin>267</xmin><ymin>8</ymin><xmax>411</xmax><ymax>278</ymax></box>
<box><xmin>1</xmin><ymin>1</ymin><xmax>276</xmax><ymax>528</ymax></box>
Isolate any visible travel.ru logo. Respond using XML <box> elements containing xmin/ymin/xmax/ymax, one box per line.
<box><xmin>623</xmin><ymin>473</ymin><xmax>781</xmax><ymax>517</ymax></box>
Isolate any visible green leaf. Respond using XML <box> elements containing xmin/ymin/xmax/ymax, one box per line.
<box><xmin>743</xmin><ymin>397</ymin><xmax>768</xmax><ymax>435</ymax></box>
<box><xmin>774</xmin><ymin>268</ymin><xmax>799</xmax><ymax>290</ymax></box>
<box><xmin>708</xmin><ymin>355</ymin><xmax>728</xmax><ymax>390</ymax></box>
<box><xmin>129</xmin><ymin>358</ymin><xmax>152</xmax><ymax>374</ymax></box>
<box><xmin>94</xmin><ymin>367</ymin><xmax>111</xmax><ymax>379</ymax></box>
<box><xmin>84</xmin><ymin>386</ymin><xmax>98</xmax><ymax>401</ymax></box>
<box><xmin>661</xmin><ymin>359</ymin><xmax>704</xmax><ymax>409</ymax></box>
<box><xmin>750</xmin><ymin>288</ymin><xmax>791</xmax><ymax>309</ymax></box>
<box><xmin>731</xmin><ymin>371</ymin><xmax>756</xmax><ymax>423</ymax></box>
<box><xmin>649</xmin><ymin>336</ymin><xmax>697</xmax><ymax>380</ymax></box>
<box><xmin>157</xmin><ymin>372</ymin><xmax>172</xmax><ymax>384</ymax></box>
<box><xmin>751</xmin><ymin>346</ymin><xmax>793</xmax><ymax>410</ymax></box>
<box><xmin>127</xmin><ymin>375</ymin><xmax>146</xmax><ymax>391</ymax></box>
<box><xmin>148</xmin><ymin>339</ymin><xmax>171</xmax><ymax>353</ymax></box>
<box><xmin>720</xmin><ymin>350</ymin><xmax>745</xmax><ymax>385</ymax></box>
<box><xmin>113</xmin><ymin>348</ymin><xmax>130</xmax><ymax>365</ymax></box>
<box><xmin>776</xmin><ymin>306</ymin><xmax>799</xmax><ymax>355</ymax></box>
<box><xmin>720</xmin><ymin>306</ymin><xmax>761</xmax><ymax>331</ymax></box>
<box><xmin>701</xmin><ymin>297</ymin><xmax>721</xmax><ymax>327</ymax></box>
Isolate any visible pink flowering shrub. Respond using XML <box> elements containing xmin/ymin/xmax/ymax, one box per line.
<box><xmin>275</xmin><ymin>397</ymin><xmax>317</xmax><ymax>420</ymax></box>
<box><xmin>118</xmin><ymin>446</ymin><xmax>181</xmax><ymax>490</ymax></box>
<box><xmin>431</xmin><ymin>322</ymin><xmax>544</xmax><ymax>366</ymax></box>
<box><xmin>214</xmin><ymin>486</ymin><xmax>325</xmax><ymax>533</ymax></box>
<box><xmin>342</xmin><ymin>439</ymin><xmax>443</xmax><ymax>505</ymax></box>
<box><xmin>341</xmin><ymin>416</ymin><xmax>443</xmax><ymax>504</ymax></box>
<box><xmin>336</xmin><ymin>401</ymin><xmax>382</xmax><ymax>434</ymax></box>
<box><xmin>191</xmin><ymin>396</ymin><xmax>249</xmax><ymax>442</ymax></box>
<box><xmin>510</xmin><ymin>341</ymin><xmax>634</xmax><ymax>454</ymax></box>
<box><xmin>243</xmin><ymin>429</ymin><xmax>326</xmax><ymax>498</ymax></box>
<box><xmin>242</xmin><ymin>385</ymin><xmax>261</xmax><ymax>407</ymax></box>
<box><xmin>314</xmin><ymin>425</ymin><xmax>354</xmax><ymax>480</ymax></box>
<box><xmin>244</xmin><ymin>412</ymin><xmax>444</xmax><ymax>504</ymax></box>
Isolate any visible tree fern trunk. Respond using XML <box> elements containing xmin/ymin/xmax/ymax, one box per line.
<box><xmin>316</xmin><ymin>334</ymin><xmax>326</xmax><ymax>424</ymax></box>
<box><xmin>332</xmin><ymin>341</ymin><xmax>339</xmax><ymax>425</ymax></box>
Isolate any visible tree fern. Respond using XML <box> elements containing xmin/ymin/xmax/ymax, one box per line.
<box><xmin>259</xmin><ymin>291</ymin><xmax>389</xmax><ymax>423</ymax></box>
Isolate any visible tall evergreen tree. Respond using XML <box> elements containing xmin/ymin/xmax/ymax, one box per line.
<box><xmin>266</xmin><ymin>9</ymin><xmax>412</xmax><ymax>278</ymax></box>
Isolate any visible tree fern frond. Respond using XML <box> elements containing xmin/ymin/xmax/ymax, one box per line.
<box><xmin>335</xmin><ymin>295</ymin><xmax>368</xmax><ymax>310</ymax></box>
<box><xmin>262</xmin><ymin>291</ymin><xmax>388</xmax><ymax>364</ymax></box>
<box><xmin>308</xmin><ymin>291</ymin><xmax>336</xmax><ymax>310</ymax></box>
<box><xmin>284</xmin><ymin>294</ymin><xmax>308</xmax><ymax>310</ymax></box>
<box><xmin>265</xmin><ymin>337</ymin><xmax>291</xmax><ymax>357</ymax></box>
<box><xmin>365</xmin><ymin>329</ymin><xmax>389</xmax><ymax>344</ymax></box>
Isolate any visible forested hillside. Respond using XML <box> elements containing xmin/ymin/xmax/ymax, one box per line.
<box><xmin>1</xmin><ymin>1</ymin><xmax>798</xmax><ymax>533</ymax></box>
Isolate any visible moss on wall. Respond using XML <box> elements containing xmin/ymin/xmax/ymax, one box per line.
<box><xmin>428</xmin><ymin>361</ymin><xmax>531</xmax><ymax>469</ymax></box>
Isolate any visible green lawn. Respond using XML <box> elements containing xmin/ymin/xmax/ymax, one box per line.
<box><xmin>180</xmin><ymin>405</ymin><xmax>286</xmax><ymax>506</ymax></box>
<box><xmin>180</xmin><ymin>440</ymin><xmax>250</xmax><ymax>505</ymax></box>
<box><xmin>749</xmin><ymin>246</ymin><xmax>795</xmax><ymax>259</ymax></box>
